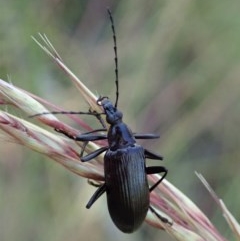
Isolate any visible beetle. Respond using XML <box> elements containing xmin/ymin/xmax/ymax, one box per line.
<box><xmin>39</xmin><ymin>9</ymin><xmax>170</xmax><ymax>233</ymax></box>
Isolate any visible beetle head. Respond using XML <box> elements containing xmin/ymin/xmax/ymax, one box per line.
<box><xmin>97</xmin><ymin>97</ymin><xmax>123</xmax><ymax>124</ymax></box>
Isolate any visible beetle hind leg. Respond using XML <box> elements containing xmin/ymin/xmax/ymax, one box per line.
<box><xmin>86</xmin><ymin>183</ymin><xmax>107</xmax><ymax>209</ymax></box>
<box><xmin>146</xmin><ymin>166</ymin><xmax>167</xmax><ymax>192</ymax></box>
<box><xmin>147</xmin><ymin>166</ymin><xmax>172</xmax><ymax>225</ymax></box>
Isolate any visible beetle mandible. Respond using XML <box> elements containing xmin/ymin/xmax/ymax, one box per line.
<box><xmin>54</xmin><ymin>9</ymin><xmax>170</xmax><ymax>233</ymax></box>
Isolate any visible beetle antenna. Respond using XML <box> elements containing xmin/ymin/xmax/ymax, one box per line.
<box><xmin>29</xmin><ymin>111</ymin><xmax>104</xmax><ymax>118</ymax></box>
<box><xmin>107</xmin><ymin>8</ymin><xmax>119</xmax><ymax>108</ymax></box>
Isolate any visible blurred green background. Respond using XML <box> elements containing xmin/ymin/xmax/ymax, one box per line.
<box><xmin>1</xmin><ymin>0</ymin><xmax>240</xmax><ymax>240</ymax></box>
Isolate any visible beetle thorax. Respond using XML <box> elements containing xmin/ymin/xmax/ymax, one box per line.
<box><xmin>107</xmin><ymin>122</ymin><xmax>136</xmax><ymax>150</ymax></box>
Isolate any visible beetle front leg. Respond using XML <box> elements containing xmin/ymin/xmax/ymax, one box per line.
<box><xmin>86</xmin><ymin>183</ymin><xmax>107</xmax><ymax>209</ymax></box>
<box><xmin>55</xmin><ymin>128</ymin><xmax>107</xmax><ymax>141</ymax></box>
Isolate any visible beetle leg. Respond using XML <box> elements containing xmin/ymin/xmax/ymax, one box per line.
<box><xmin>86</xmin><ymin>183</ymin><xmax>107</xmax><ymax>209</ymax></box>
<box><xmin>149</xmin><ymin>206</ymin><xmax>172</xmax><ymax>225</ymax></box>
<box><xmin>144</xmin><ymin>149</ymin><xmax>163</xmax><ymax>160</ymax></box>
<box><xmin>81</xmin><ymin>146</ymin><xmax>108</xmax><ymax>162</ymax></box>
<box><xmin>93</xmin><ymin>112</ymin><xmax>107</xmax><ymax>129</ymax></box>
<box><xmin>55</xmin><ymin>128</ymin><xmax>107</xmax><ymax>141</ymax></box>
<box><xmin>87</xmin><ymin>179</ymin><xmax>102</xmax><ymax>187</ymax></box>
<box><xmin>147</xmin><ymin>167</ymin><xmax>171</xmax><ymax>225</ymax></box>
<box><xmin>75</xmin><ymin>133</ymin><xmax>107</xmax><ymax>142</ymax></box>
<box><xmin>80</xmin><ymin>128</ymin><xmax>107</xmax><ymax>135</ymax></box>
<box><xmin>80</xmin><ymin>141</ymin><xmax>89</xmax><ymax>158</ymax></box>
<box><xmin>146</xmin><ymin>166</ymin><xmax>168</xmax><ymax>192</ymax></box>
<box><xmin>134</xmin><ymin>133</ymin><xmax>160</xmax><ymax>139</ymax></box>
<box><xmin>54</xmin><ymin>128</ymin><xmax>76</xmax><ymax>139</ymax></box>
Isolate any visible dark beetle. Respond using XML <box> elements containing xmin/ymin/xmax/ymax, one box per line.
<box><xmin>56</xmin><ymin>96</ymin><xmax>169</xmax><ymax>233</ymax></box>
<box><xmin>86</xmin><ymin>97</ymin><xmax>169</xmax><ymax>232</ymax></box>
<box><xmin>53</xmin><ymin>9</ymin><xmax>170</xmax><ymax>233</ymax></box>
